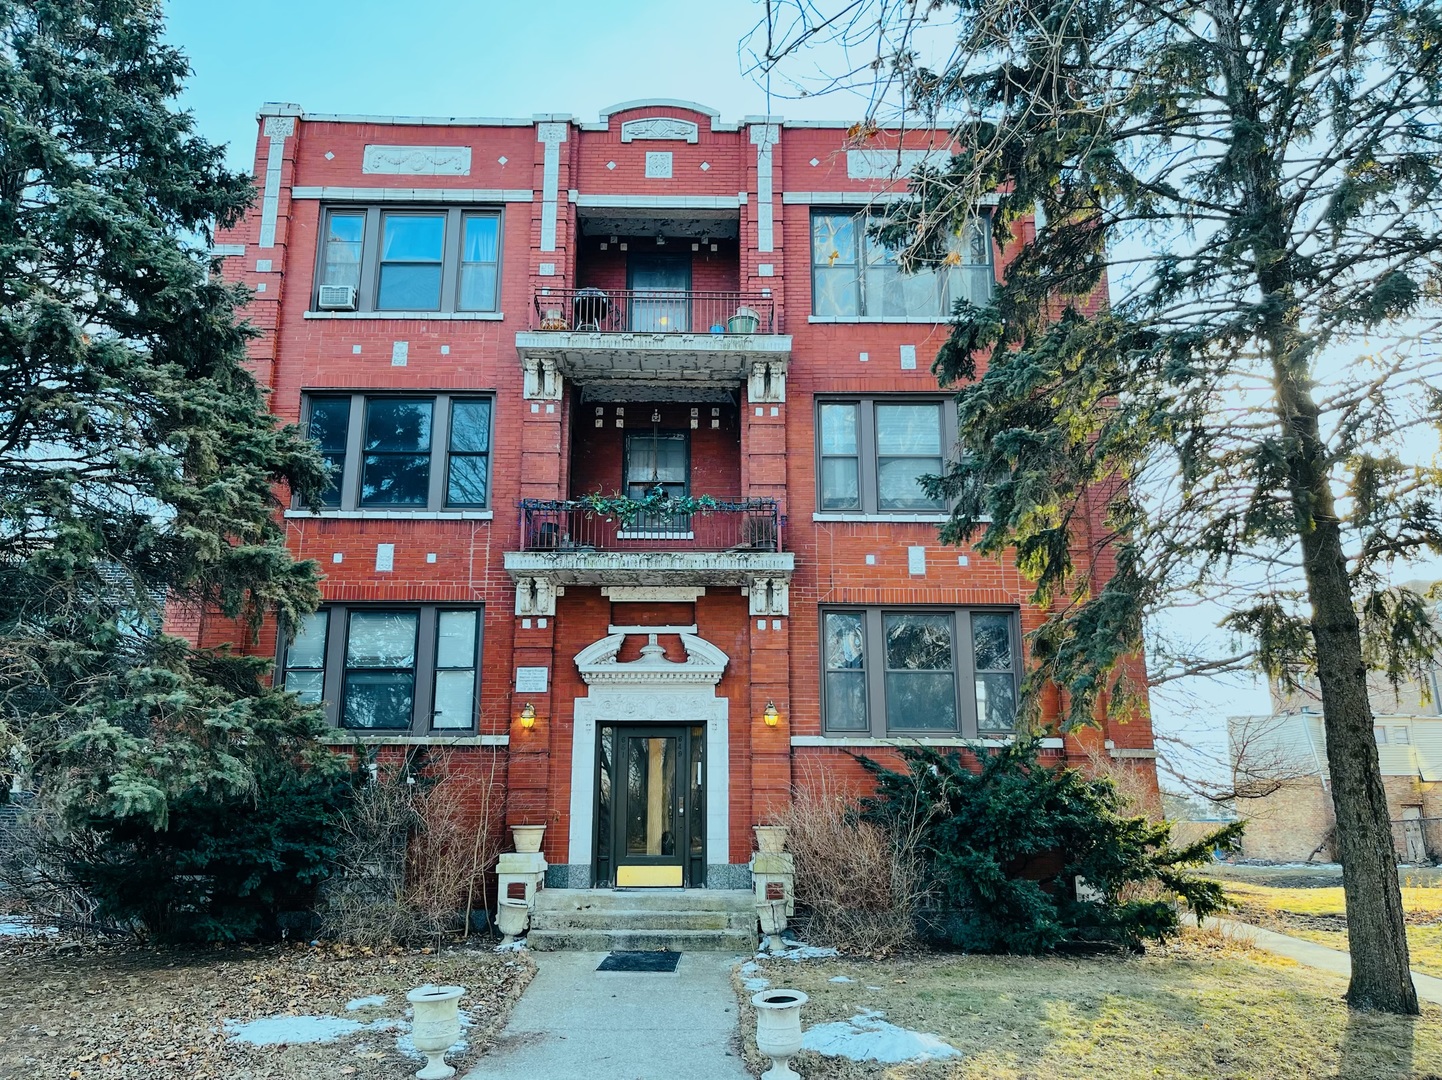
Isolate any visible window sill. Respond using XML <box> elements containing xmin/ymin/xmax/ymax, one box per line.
<box><xmin>303</xmin><ymin>310</ymin><xmax>505</xmax><ymax>321</ymax></box>
<box><xmin>285</xmin><ymin>509</ymin><xmax>494</xmax><ymax>520</ymax></box>
<box><xmin>792</xmin><ymin>735</ymin><xmax>1065</xmax><ymax>749</ymax></box>
<box><xmin>807</xmin><ymin>315</ymin><xmax>954</xmax><ymax>325</ymax></box>
<box><xmin>320</xmin><ymin>733</ymin><xmax>509</xmax><ymax>746</ymax></box>
<box><xmin>813</xmin><ymin>512</ymin><xmax>949</xmax><ymax>524</ymax></box>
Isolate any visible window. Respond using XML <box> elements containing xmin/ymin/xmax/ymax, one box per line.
<box><xmin>822</xmin><ymin>608</ymin><xmax>1019</xmax><ymax>736</ymax></box>
<box><xmin>281</xmin><ymin>605</ymin><xmax>481</xmax><ymax>734</ymax></box>
<box><xmin>313</xmin><ymin>207</ymin><xmax>502</xmax><ymax>313</ymax></box>
<box><xmin>1394</xmin><ymin>727</ymin><xmax>1411</xmax><ymax>745</ymax></box>
<box><xmin>817</xmin><ymin>398</ymin><xmax>953</xmax><ymax>514</ymax></box>
<box><xmin>811</xmin><ymin>211</ymin><xmax>993</xmax><ymax>318</ymax></box>
<box><xmin>625</xmin><ymin>431</ymin><xmax>689</xmax><ymax>500</ymax></box>
<box><xmin>299</xmin><ymin>393</ymin><xmax>493</xmax><ymax>512</ymax></box>
<box><xmin>1374</xmin><ymin>727</ymin><xmax>1388</xmax><ymax>745</ymax></box>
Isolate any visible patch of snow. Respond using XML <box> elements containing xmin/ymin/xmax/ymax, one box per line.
<box><xmin>225</xmin><ymin>1015</ymin><xmax>366</xmax><ymax>1046</ymax></box>
<box><xmin>866</xmin><ymin>985</ymin><xmax>883</xmax><ymax>991</ymax></box>
<box><xmin>345</xmin><ymin>994</ymin><xmax>387</xmax><ymax>1011</ymax></box>
<box><xmin>0</xmin><ymin>917</ymin><xmax>58</xmax><ymax>938</ymax></box>
<box><xmin>803</xmin><ymin>1009</ymin><xmax>962</xmax><ymax>1064</ymax></box>
<box><xmin>494</xmin><ymin>939</ymin><xmax>527</xmax><ymax>953</ymax></box>
<box><xmin>743</xmin><ymin>977</ymin><xmax>771</xmax><ymax>991</ymax></box>
<box><xmin>829</xmin><ymin>975</ymin><xmax>854</xmax><ymax>983</ymax></box>
<box><xmin>739</xmin><ymin>961</ymin><xmax>760</xmax><ymax>975</ymax></box>
<box><xmin>762</xmin><ymin>945</ymin><xmax>839</xmax><ymax>962</ymax></box>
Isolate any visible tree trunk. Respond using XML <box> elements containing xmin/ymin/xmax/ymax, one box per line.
<box><xmin>1279</xmin><ymin>388</ymin><xmax>1419</xmax><ymax>1013</ymax></box>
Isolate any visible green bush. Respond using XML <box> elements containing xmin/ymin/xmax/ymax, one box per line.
<box><xmin>61</xmin><ymin>758</ymin><xmax>355</xmax><ymax>943</ymax></box>
<box><xmin>862</xmin><ymin>742</ymin><xmax>1242</xmax><ymax>953</ymax></box>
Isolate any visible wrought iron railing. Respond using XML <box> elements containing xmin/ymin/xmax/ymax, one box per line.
<box><xmin>530</xmin><ymin>287</ymin><xmax>779</xmax><ymax>334</ymax></box>
<box><xmin>518</xmin><ymin>498</ymin><xmax>783</xmax><ymax>553</ymax></box>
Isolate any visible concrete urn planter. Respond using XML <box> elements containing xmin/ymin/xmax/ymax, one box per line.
<box><xmin>511</xmin><ymin>824</ymin><xmax>546</xmax><ymax>853</ymax></box>
<box><xmin>407</xmin><ymin>984</ymin><xmax>465</xmax><ymax>1080</ymax></box>
<box><xmin>497</xmin><ymin>898</ymin><xmax>529</xmax><ymax>944</ymax></box>
<box><xmin>752</xmin><ymin>988</ymin><xmax>809</xmax><ymax>1080</ymax></box>
<box><xmin>754</xmin><ymin>825</ymin><xmax>788</xmax><ymax>853</ymax></box>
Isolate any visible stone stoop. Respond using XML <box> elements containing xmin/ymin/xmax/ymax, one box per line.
<box><xmin>526</xmin><ymin>888</ymin><xmax>757</xmax><ymax>952</ymax></box>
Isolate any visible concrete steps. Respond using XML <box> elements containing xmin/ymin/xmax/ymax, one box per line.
<box><xmin>526</xmin><ymin>888</ymin><xmax>757</xmax><ymax>952</ymax></box>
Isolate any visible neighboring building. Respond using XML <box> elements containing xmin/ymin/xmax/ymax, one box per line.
<box><xmin>185</xmin><ymin>99</ymin><xmax>1154</xmax><ymax>898</ymax></box>
<box><xmin>1230</xmin><ymin>628</ymin><xmax>1442</xmax><ymax>863</ymax></box>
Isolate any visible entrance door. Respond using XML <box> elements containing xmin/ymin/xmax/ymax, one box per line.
<box><xmin>596</xmin><ymin>724</ymin><xmax>705</xmax><ymax>887</ymax></box>
<box><xmin>628</xmin><ymin>254</ymin><xmax>691</xmax><ymax>332</ymax></box>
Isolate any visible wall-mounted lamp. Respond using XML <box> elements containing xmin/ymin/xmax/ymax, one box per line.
<box><xmin>519</xmin><ymin>703</ymin><xmax>536</xmax><ymax>730</ymax></box>
<box><xmin>763</xmin><ymin>701</ymin><xmax>780</xmax><ymax>727</ymax></box>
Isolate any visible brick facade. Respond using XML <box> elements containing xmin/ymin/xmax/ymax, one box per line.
<box><xmin>188</xmin><ymin>99</ymin><xmax>1157</xmax><ymax>887</ymax></box>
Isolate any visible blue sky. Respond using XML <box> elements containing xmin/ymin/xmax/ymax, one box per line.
<box><xmin>163</xmin><ymin>0</ymin><xmax>1274</xmax><ymax>788</ymax></box>
<box><xmin>166</xmin><ymin>0</ymin><xmax>853</xmax><ymax>172</ymax></box>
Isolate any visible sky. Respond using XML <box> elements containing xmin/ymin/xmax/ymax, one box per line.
<box><xmin>164</xmin><ymin>0</ymin><xmax>1389</xmax><ymax>792</ymax></box>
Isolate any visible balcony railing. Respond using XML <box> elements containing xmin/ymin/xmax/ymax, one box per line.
<box><xmin>518</xmin><ymin>498</ymin><xmax>783</xmax><ymax>553</ymax></box>
<box><xmin>530</xmin><ymin>288</ymin><xmax>779</xmax><ymax>335</ymax></box>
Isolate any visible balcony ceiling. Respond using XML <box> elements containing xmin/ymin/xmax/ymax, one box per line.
<box><xmin>576</xmin><ymin>208</ymin><xmax>740</xmax><ymax>240</ymax></box>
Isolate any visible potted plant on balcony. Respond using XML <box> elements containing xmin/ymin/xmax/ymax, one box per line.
<box><xmin>728</xmin><ymin>305</ymin><xmax>760</xmax><ymax>334</ymax></box>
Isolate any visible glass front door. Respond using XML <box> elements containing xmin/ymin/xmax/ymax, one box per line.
<box><xmin>597</xmin><ymin>724</ymin><xmax>704</xmax><ymax>887</ymax></box>
<box><xmin>628</xmin><ymin>254</ymin><xmax>691</xmax><ymax>332</ymax></box>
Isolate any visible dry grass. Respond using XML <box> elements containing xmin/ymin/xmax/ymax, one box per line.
<box><xmin>1221</xmin><ymin>878</ymin><xmax>1442</xmax><ymax>979</ymax></box>
<box><xmin>768</xmin><ymin>766</ymin><xmax>930</xmax><ymax>957</ymax></box>
<box><xmin>733</xmin><ymin>928</ymin><xmax>1442</xmax><ymax>1079</ymax></box>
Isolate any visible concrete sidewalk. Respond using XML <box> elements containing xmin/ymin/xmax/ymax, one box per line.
<box><xmin>466</xmin><ymin>951</ymin><xmax>751</xmax><ymax>1079</ymax></box>
<box><xmin>1205</xmin><ymin>916</ymin><xmax>1442</xmax><ymax>1005</ymax></box>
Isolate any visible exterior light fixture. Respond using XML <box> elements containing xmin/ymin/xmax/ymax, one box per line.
<box><xmin>519</xmin><ymin>703</ymin><xmax>536</xmax><ymax>730</ymax></box>
<box><xmin>763</xmin><ymin>701</ymin><xmax>780</xmax><ymax>727</ymax></box>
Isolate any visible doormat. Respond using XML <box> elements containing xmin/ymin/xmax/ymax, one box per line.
<box><xmin>597</xmin><ymin>950</ymin><xmax>681</xmax><ymax>973</ymax></box>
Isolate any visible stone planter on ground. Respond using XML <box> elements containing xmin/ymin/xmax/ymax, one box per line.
<box><xmin>752</xmin><ymin>988</ymin><xmax>808</xmax><ymax>1080</ymax></box>
<box><xmin>407</xmin><ymin>984</ymin><xmax>464</xmax><ymax>1079</ymax></box>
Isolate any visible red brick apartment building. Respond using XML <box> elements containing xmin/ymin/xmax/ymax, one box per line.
<box><xmin>198</xmin><ymin>98</ymin><xmax>1156</xmax><ymax>895</ymax></box>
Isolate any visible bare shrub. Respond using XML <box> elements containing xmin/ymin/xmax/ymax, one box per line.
<box><xmin>768</xmin><ymin>765</ymin><xmax>930</xmax><ymax>956</ymax></box>
<box><xmin>0</xmin><ymin>801</ymin><xmax>110</xmax><ymax>933</ymax></box>
<box><xmin>320</xmin><ymin>750</ymin><xmax>503</xmax><ymax>948</ymax></box>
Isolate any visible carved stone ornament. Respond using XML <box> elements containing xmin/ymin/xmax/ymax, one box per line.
<box><xmin>620</xmin><ymin>117</ymin><xmax>700</xmax><ymax>144</ymax></box>
<box><xmin>262</xmin><ymin>115</ymin><xmax>295</xmax><ymax>139</ymax></box>
<box><xmin>515</xmin><ymin>576</ymin><xmax>558</xmax><ymax>616</ymax></box>
<box><xmin>362</xmin><ymin>144</ymin><xmax>472</xmax><ymax>176</ymax></box>
<box><xmin>748</xmin><ymin>360</ymin><xmax>787</xmax><ymax>403</ymax></box>
<box><xmin>522</xmin><ymin>356</ymin><xmax>562</xmax><ymax>400</ymax></box>
<box><xmin>575</xmin><ymin>631</ymin><xmax>729</xmax><ymax>687</ymax></box>
<box><xmin>748</xmin><ymin>577</ymin><xmax>790</xmax><ymax>616</ymax></box>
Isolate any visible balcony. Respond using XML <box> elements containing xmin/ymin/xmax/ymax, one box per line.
<box><xmin>503</xmin><ymin>497</ymin><xmax>795</xmax><ymax>601</ymax></box>
<box><xmin>515</xmin><ymin>288</ymin><xmax>791</xmax><ymax>401</ymax></box>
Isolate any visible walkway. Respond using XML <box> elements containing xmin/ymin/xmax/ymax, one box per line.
<box><xmin>466</xmin><ymin>951</ymin><xmax>751</xmax><ymax>1080</ymax></box>
<box><xmin>1206</xmin><ymin>916</ymin><xmax>1442</xmax><ymax>1005</ymax></box>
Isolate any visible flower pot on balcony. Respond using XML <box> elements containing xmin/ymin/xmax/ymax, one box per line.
<box><xmin>754</xmin><ymin>825</ymin><xmax>788</xmax><ymax>853</ymax></box>
<box><xmin>728</xmin><ymin>306</ymin><xmax>760</xmax><ymax>334</ymax></box>
<box><xmin>511</xmin><ymin>824</ymin><xmax>546</xmax><ymax>853</ymax></box>
<box><xmin>407</xmin><ymin>984</ymin><xmax>464</xmax><ymax>1079</ymax></box>
<box><xmin>752</xmin><ymin>988</ymin><xmax>808</xmax><ymax>1080</ymax></box>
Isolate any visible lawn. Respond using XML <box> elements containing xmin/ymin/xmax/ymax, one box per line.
<box><xmin>735</xmin><ymin>930</ymin><xmax>1442</xmax><ymax>1079</ymax></box>
<box><xmin>0</xmin><ymin>936</ymin><xmax>532</xmax><ymax>1080</ymax></box>
<box><xmin>1222</xmin><ymin>879</ymin><xmax>1442</xmax><ymax>979</ymax></box>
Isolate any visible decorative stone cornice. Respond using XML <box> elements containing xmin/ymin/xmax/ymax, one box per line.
<box><xmin>575</xmin><ymin>631</ymin><xmax>729</xmax><ymax>687</ymax></box>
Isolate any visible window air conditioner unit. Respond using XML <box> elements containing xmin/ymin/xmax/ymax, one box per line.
<box><xmin>317</xmin><ymin>284</ymin><xmax>357</xmax><ymax>310</ymax></box>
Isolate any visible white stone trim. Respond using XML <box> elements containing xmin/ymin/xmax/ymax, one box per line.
<box><xmin>807</xmin><ymin>315</ymin><xmax>953</xmax><ymax>324</ymax></box>
<box><xmin>572</xmin><ymin>193</ymin><xmax>744</xmax><ymax>209</ymax></box>
<box><xmin>621</xmin><ymin>118</ymin><xmax>700</xmax><ymax>143</ymax></box>
<box><xmin>568</xmin><ymin>629</ymin><xmax>731</xmax><ymax>869</ymax></box>
<box><xmin>289</xmin><ymin>186</ymin><xmax>532</xmax><ymax>202</ymax></box>
<box><xmin>812</xmin><ymin>512</ymin><xmax>948</xmax><ymax>523</ymax></box>
<box><xmin>258</xmin><ymin>115</ymin><xmax>293</xmax><ymax>248</ymax></box>
<box><xmin>750</xmin><ymin>124</ymin><xmax>779</xmax><ymax>253</ymax></box>
<box><xmin>302</xmin><ymin>310</ymin><xmax>505</xmax><ymax>321</ymax></box>
<box><xmin>601</xmin><ymin>587</ymin><xmax>706</xmax><ymax>602</ymax></box>
<box><xmin>782</xmin><ymin>191</ymin><xmax>1001</xmax><ymax>206</ymax></box>
<box><xmin>1109</xmin><ymin>748</ymin><xmax>1159</xmax><ymax>759</ymax></box>
<box><xmin>301</xmin><ymin>112</ymin><xmax>541</xmax><ymax>127</ymax></box>
<box><xmin>209</xmin><ymin>243</ymin><xmax>246</xmax><ymax>257</ymax></box>
<box><xmin>284</xmin><ymin>509</ymin><xmax>494</xmax><ymax>520</ymax></box>
<box><xmin>597</xmin><ymin>98</ymin><xmax>723</xmax><ymax>126</ymax></box>
<box><xmin>537</xmin><ymin>122</ymin><xmax>568</xmax><ymax>252</ymax></box>
<box><xmin>791</xmin><ymin>736</ymin><xmax>1065</xmax><ymax>748</ymax></box>
<box><xmin>362</xmin><ymin>145</ymin><xmax>472</xmax><ymax>176</ymax></box>
<box><xmin>320</xmin><ymin>733</ymin><xmax>509</xmax><ymax>746</ymax></box>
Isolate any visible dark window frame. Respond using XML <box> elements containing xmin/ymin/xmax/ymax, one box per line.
<box><xmin>299</xmin><ymin>391</ymin><xmax>495</xmax><ymax>512</ymax></box>
<box><xmin>280</xmin><ymin>603</ymin><xmax>483</xmax><ymax>735</ymax></box>
<box><xmin>814</xmin><ymin>396</ymin><xmax>956</xmax><ymax>514</ymax></box>
<box><xmin>819</xmin><ymin>606</ymin><xmax>1021</xmax><ymax>738</ymax></box>
<box><xmin>809</xmin><ymin>209</ymin><xmax>994</xmax><ymax>319</ymax></box>
<box><xmin>312</xmin><ymin>205</ymin><xmax>504</xmax><ymax>314</ymax></box>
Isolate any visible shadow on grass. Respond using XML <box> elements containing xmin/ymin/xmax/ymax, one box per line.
<box><xmin>1337</xmin><ymin>1006</ymin><xmax>1418</xmax><ymax>1080</ymax></box>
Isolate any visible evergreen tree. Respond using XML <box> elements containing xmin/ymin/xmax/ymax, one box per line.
<box><xmin>753</xmin><ymin>0</ymin><xmax>1442</xmax><ymax>1012</ymax></box>
<box><xmin>0</xmin><ymin>1</ymin><xmax>333</xmax><ymax>832</ymax></box>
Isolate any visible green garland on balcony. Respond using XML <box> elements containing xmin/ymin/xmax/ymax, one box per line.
<box><xmin>576</xmin><ymin>487</ymin><xmax>721</xmax><ymax>526</ymax></box>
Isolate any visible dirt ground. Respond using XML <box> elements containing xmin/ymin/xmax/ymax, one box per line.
<box><xmin>0</xmin><ymin>935</ymin><xmax>533</xmax><ymax>1079</ymax></box>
